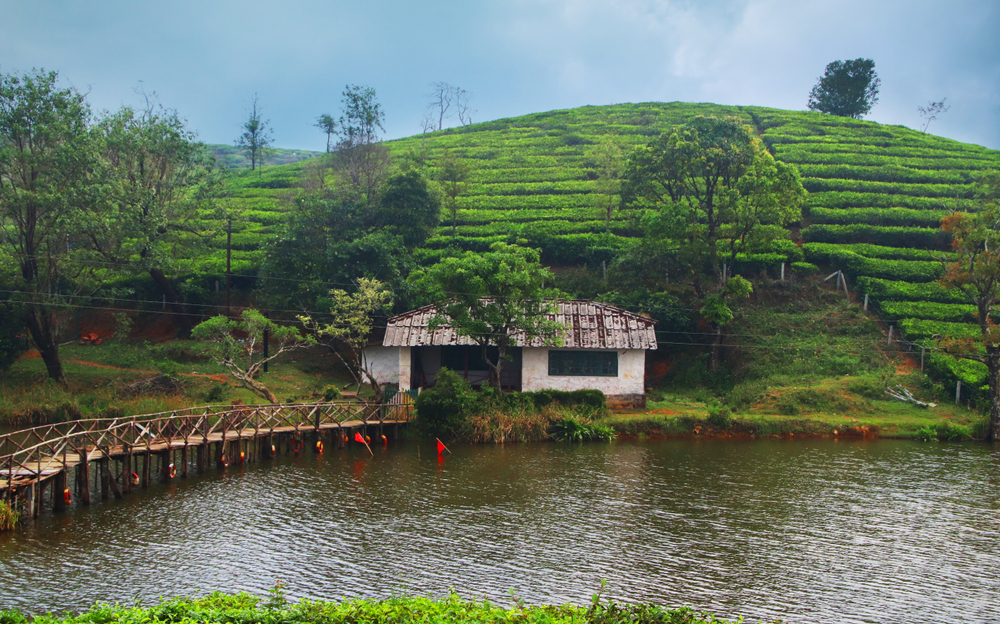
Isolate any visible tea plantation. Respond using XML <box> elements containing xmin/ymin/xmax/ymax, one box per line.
<box><xmin>204</xmin><ymin>102</ymin><xmax>1000</xmax><ymax>390</ymax></box>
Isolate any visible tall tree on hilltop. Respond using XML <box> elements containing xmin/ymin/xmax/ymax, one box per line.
<box><xmin>935</xmin><ymin>170</ymin><xmax>1000</xmax><ymax>441</ymax></box>
<box><xmin>314</xmin><ymin>113</ymin><xmax>337</xmax><ymax>153</ymax></box>
<box><xmin>0</xmin><ymin>69</ymin><xmax>95</xmax><ymax>383</ymax></box>
<box><xmin>236</xmin><ymin>93</ymin><xmax>272</xmax><ymax>171</ymax></box>
<box><xmin>807</xmin><ymin>58</ymin><xmax>881</xmax><ymax>119</ymax></box>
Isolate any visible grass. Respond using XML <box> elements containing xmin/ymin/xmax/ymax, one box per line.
<box><xmin>0</xmin><ymin>589</ymin><xmax>742</xmax><ymax>624</ymax></box>
<box><xmin>0</xmin><ymin>499</ymin><xmax>19</xmax><ymax>531</ymax></box>
<box><xmin>601</xmin><ymin>277</ymin><xmax>987</xmax><ymax>441</ymax></box>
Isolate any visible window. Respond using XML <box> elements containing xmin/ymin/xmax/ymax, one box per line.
<box><xmin>548</xmin><ymin>350</ymin><xmax>618</xmax><ymax>377</ymax></box>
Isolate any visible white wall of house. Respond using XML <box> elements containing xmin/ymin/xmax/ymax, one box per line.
<box><xmin>521</xmin><ymin>348</ymin><xmax>645</xmax><ymax>396</ymax></box>
<box><xmin>362</xmin><ymin>346</ymin><xmax>399</xmax><ymax>385</ymax></box>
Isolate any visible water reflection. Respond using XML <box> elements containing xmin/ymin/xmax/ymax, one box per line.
<box><xmin>1</xmin><ymin>439</ymin><xmax>998</xmax><ymax>624</ymax></box>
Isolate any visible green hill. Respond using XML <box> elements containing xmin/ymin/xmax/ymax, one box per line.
<box><xmin>200</xmin><ymin>102</ymin><xmax>1000</xmax><ymax>394</ymax></box>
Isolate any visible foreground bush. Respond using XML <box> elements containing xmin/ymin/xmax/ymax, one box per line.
<box><xmin>0</xmin><ymin>591</ymin><xmax>742</xmax><ymax>624</ymax></box>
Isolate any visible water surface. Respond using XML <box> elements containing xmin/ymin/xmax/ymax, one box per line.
<box><xmin>1</xmin><ymin>438</ymin><xmax>998</xmax><ymax>624</ymax></box>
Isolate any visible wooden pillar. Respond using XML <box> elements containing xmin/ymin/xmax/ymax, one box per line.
<box><xmin>123</xmin><ymin>448</ymin><xmax>132</xmax><ymax>494</ymax></box>
<box><xmin>53</xmin><ymin>471</ymin><xmax>67</xmax><ymax>512</ymax></box>
<box><xmin>100</xmin><ymin>457</ymin><xmax>111</xmax><ymax>500</ymax></box>
<box><xmin>141</xmin><ymin>452</ymin><xmax>151</xmax><ymax>488</ymax></box>
<box><xmin>181</xmin><ymin>446</ymin><xmax>189</xmax><ymax>478</ymax></box>
<box><xmin>78</xmin><ymin>451</ymin><xmax>91</xmax><ymax>505</ymax></box>
<box><xmin>161</xmin><ymin>451</ymin><xmax>171</xmax><ymax>482</ymax></box>
<box><xmin>28</xmin><ymin>480</ymin><xmax>38</xmax><ymax>518</ymax></box>
<box><xmin>196</xmin><ymin>443</ymin><xmax>206</xmax><ymax>472</ymax></box>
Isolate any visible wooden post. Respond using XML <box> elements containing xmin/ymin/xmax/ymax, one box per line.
<box><xmin>956</xmin><ymin>380</ymin><xmax>962</xmax><ymax>405</ymax></box>
<box><xmin>780</xmin><ymin>262</ymin><xmax>785</xmax><ymax>281</ymax></box>
<box><xmin>921</xmin><ymin>347</ymin><xmax>926</xmax><ymax>373</ymax></box>
<box><xmin>53</xmin><ymin>471</ymin><xmax>67</xmax><ymax>512</ymax></box>
<box><xmin>141</xmin><ymin>452</ymin><xmax>150</xmax><ymax>488</ymax></box>
<box><xmin>196</xmin><ymin>443</ymin><xmax>206</xmax><ymax>472</ymax></box>
<box><xmin>100</xmin><ymin>457</ymin><xmax>111</xmax><ymax>500</ymax></box>
<box><xmin>78</xmin><ymin>450</ymin><xmax>91</xmax><ymax>505</ymax></box>
<box><xmin>863</xmin><ymin>293</ymin><xmax>869</xmax><ymax>311</ymax></box>
<box><xmin>28</xmin><ymin>480</ymin><xmax>37</xmax><ymax>518</ymax></box>
<box><xmin>181</xmin><ymin>446</ymin><xmax>189</xmax><ymax>478</ymax></box>
<box><xmin>105</xmin><ymin>458</ymin><xmax>122</xmax><ymax>500</ymax></box>
<box><xmin>887</xmin><ymin>326</ymin><xmax>893</xmax><ymax>345</ymax></box>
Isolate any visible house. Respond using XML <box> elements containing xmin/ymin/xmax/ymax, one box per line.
<box><xmin>364</xmin><ymin>300</ymin><xmax>657</xmax><ymax>408</ymax></box>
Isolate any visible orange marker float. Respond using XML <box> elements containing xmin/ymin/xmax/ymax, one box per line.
<box><xmin>316</xmin><ymin>440</ymin><xmax>324</xmax><ymax>453</ymax></box>
<box><xmin>167</xmin><ymin>464</ymin><xmax>177</xmax><ymax>479</ymax></box>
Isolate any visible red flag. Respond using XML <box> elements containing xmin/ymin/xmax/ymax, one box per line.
<box><xmin>437</xmin><ymin>439</ymin><xmax>446</xmax><ymax>455</ymax></box>
<box><xmin>355</xmin><ymin>431</ymin><xmax>373</xmax><ymax>456</ymax></box>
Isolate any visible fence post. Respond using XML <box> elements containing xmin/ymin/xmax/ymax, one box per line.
<box><xmin>863</xmin><ymin>293</ymin><xmax>869</xmax><ymax>311</ymax></box>
<box><xmin>780</xmin><ymin>262</ymin><xmax>785</xmax><ymax>281</ymax></box>
<box><xmin>921</xmin><ymin>347</ymin><xmax>925</xmax><ymax>373</ymax></box>
<box><xmin>887</xmin><ymin>325</ymin><xmax>893</xmax><ymax>345</ymax></box>
<box><xmin>956</xmin><ymin>380</ymin><xmax>962</xmax><ymax>405</ymax></box>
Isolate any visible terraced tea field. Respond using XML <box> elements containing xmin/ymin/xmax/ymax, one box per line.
<box><xmin>202</xmin><ymin>102</ymin><xmax>1000</xmax><ymax>391</ymax></box>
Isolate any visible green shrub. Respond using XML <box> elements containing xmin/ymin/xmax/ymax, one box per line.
<box><xmin>414</xmin><ymin>368</ymin><xmax>474</xmax><ymax>437</ymax></box>
<box><xmin>548</xmin><ymin>417</ymin><xmax>616</xmax><ymax>442</ymax></box>
<box><xmin>706</xmin><ymin>405</ymin><xmax>733</xmax><ymax>430</ymax></box>
<box><xmin>791</xmin><ymin>262</ymin><xmax>819</xmax><ymax>275</ymax></box>
<box><xmin>322</xmin><ymin>385</ymin><xmax>341</xmax><ymax>401</ymax></box>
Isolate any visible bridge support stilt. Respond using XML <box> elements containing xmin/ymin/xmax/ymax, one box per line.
<box><xmin>53</xmin><ymin>471</ymin><xmax>67</xmax><ymax>512</ymax></box>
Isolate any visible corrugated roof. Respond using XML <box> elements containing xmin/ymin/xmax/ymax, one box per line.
<box><xmin>383</xmin><ymin>300</ymin><xmax>657</xmax><ymax>350</ymax></box>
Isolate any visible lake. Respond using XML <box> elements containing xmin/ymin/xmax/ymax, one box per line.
<box><xmin>1</xmin><ymin>437</ymin><xmax>998</xmax><ymax>623</ymax></box>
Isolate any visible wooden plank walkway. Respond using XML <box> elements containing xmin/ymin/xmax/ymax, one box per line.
<box><xmin>0</xmin><ymin>398</ymin><xmax>414</xmax><ymax>518</ymax></box>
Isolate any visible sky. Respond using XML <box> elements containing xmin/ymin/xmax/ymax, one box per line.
<box><xmin>3</xmin><ymin>0</ymin><xmax>998</xmax><ymax>151</ymax></box>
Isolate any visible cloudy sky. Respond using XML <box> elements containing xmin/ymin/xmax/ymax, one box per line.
<box><xmin>3</xmin><ymin>0</ymin><xmax>998</xmax><ymax>150</ymax></box>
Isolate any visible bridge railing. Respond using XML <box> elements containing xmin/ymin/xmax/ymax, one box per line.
<box><xmin>1</xmin><ymin>400</ymin><xmax>412</xmax><ymax>489</ymax></box>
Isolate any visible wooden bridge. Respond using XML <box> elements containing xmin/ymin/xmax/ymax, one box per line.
<box><xmin>0</xmin><ymin>399</ymin><xmax>413</xmax><ymax>519</ymax></box>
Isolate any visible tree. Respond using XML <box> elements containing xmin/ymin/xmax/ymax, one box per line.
<box><xmin>192</xmin><ymin>309</ymin><xmax>314</xmax><ymax>404</ymax></box>
<box><xmin>438</xmin><ymin>151</ymin><xmax>470</xmax><ymax>235</ymax></box>
<box><xmin>334</xmin><ymin>84</ymin><xmax>388</xmax><ymax>202</ymax></box>
<box><xmin>586</xmin><ymin>136</ymin><xmax>624</xmax><ymax>232</ymax></box>
<box><xmin>622</xmin><ymin>116</ymin><xmax>805</xmax><ymax>287</ymax></box>
<box><xmin>87</xmin><ymin>98</ymin><xmax>210</xmax><ymax>334</ymax></box>
<box><xmin>299</xmin><ymin>277</ymin><xmax>392</xmax><ymax>398</ymax></box>
<box><xmin>259</xmin><ymin>171</ymin><xmax>439</xmax><ymax>311</ymax></box>
<box><xmin>918</xmin><ymin>98</ymin><xmax>950</xmax><ymax>133</ymax></box>
<box><xmin>621</xmin><ymin>115</ymin><xmax>805</xmax><ymax>370</ymax></box>
<box><xmin>0</xmin><ymin>69</ymin><xmax>94</xmax><ymax>383</ymax></box>
<box><xmin>236</xmin><ymin>94</ymin><xmax>272</xmax><ymax>171</ymax></box>
<box><xmin>699</xmin><ymin>275</ymin><xmax>753</xmax><ymax>372</ymax></box>
<box><xmin>807</xmin><ymin>59</ymin><xmax>881</xmax><ymax>119</ymax></box>
<box><xmin>425</xmin><ymin>83</ymin><xmax>475</xmax><ymax>130</ymax></box>
<box><xmin>935</xmin><ymin>171</ymin><xmax>1000</xmax><ymax>441</ymax></box>
<box><xmin>314</xmin><ymin>113</ymin><xmax>337</xmax><ymax>152</ymax></box>
<box><xmin>409</xmin><ymin>243</ymin><xmax>565</xmax><ymax>390</ymax></box>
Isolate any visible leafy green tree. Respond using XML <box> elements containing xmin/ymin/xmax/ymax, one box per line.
<box><xmin>807</xmin><ymin>59</ymin><xmax>881</xmax><ymax>119</ymax></box>
<box><xmin>0</xmin><ymin>69</ymin><xmax>94</xmax><ymax>383</ymax></box>
<box><xmin>314</xmin><ymin>113</ymin><xmax>337</xmax><ymax>153</ymax></box>
<box><xmin>409</xmin><ymin>243</ymin><xmax>565</xmax><ymax>390</ymax></box>
<box><xmin>299</xmin><ymin>277</ymin><xmax>392</xmax><ymax>398</ymax></box>
<box><xmin>935</xmin><ymin>171</ymin><xmax>1000</xmax><ymax>441</ymax></box>
<box><xmin>87</xmin><ymin>101</ymin><xmax>211</xmax><ymax>334</ymax></box>
<box><xmin>437</xmin><ymin>151</ymin><xmax>470</xmax><ymax>235</ymax></box>
<box><xmin>260</xmin><ymin>171</ymin><xmax>438</xmax><ymax>310</ymax></box>
<box><xmin>700</xmin><ymin>275</ymin><xmax>753</xmax><ymax>372</ymax></box>
<box><xmin>192</xmin><ymin>309</ymin><xmax>314</xmax><ymax>404</ymax></box>
<box><xmin>586</xmin><ymin>135</ymin><xmax>624</xmax><ymax>232</ymax></box>
<box><xmin>622</xmin><ymin>116</ymin><xmax>804</xmax><ymax>288</ymax></box>
<box><xmin>236</xmin><ymin>94</ymin><xmax>272</xmax><ymax>172</ymax></box>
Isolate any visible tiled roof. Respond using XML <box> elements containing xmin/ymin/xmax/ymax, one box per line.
<box><xmin>383</xmin><ymin>300</ymin><xmax>657</xmax><ymax>350</ymax></box>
